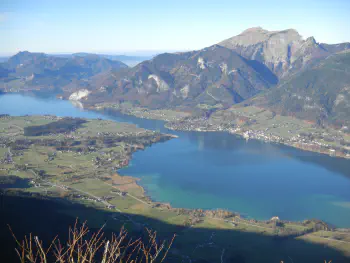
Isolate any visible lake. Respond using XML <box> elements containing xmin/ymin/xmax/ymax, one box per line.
<box><xmin>1</xmin><ymin>93</ymin><xmax>350</xmax><ymax>227</ymax></box>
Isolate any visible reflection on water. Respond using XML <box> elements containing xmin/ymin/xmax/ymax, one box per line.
<box><xmin>1</xmin><ymin>94</ymin><xmax>350</xmax><ymax>227</ymax></box>
<box><xmin>185</xmin><ymin>131</ymin><xmax>350</xmax><ymax>178</ymax></box>
<box><xmin>70</xmin><ymin>100</ymin><xmax>84</xmax><ymax>109</ymax></box>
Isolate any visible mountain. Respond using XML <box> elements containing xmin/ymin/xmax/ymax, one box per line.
<box><xmin>52</xmin><ymin>53</ymin><xmax>153</xmax><ymax>67</ymax></box>
<box><xmin>249</xmin><ymin>50</ymin><xmax>350</xmax><ymax>127</ymax></box>
<box><xmin>0</xmin><ymin>65</ymin><xmax>9</xmax><ymax>78</ymax></box>
<box><xmin>4</xmin><ymin>51</ymin><xmax>128</xmax><ymax>76</ymax></box>
<box><xmin>0</xmin><ymin>51</ymin><xmax>128</xmax><ymax>94</ymax></box>
<box><xmin>84</xmin><ymin>45</ymin><xmax>277</xmax><ymax>110</ymax></box>
<box><xmin>0</xmin><ymin>56</ymin><xmax>9</xmax><ymax>63</ymax></box>
<box><xmin>218</xmin><ymin>27</ymin><xmax>350</xmax><ymax>77</ymax></box>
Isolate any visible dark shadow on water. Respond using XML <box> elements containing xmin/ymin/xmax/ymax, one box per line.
<box><xmin>1</xmin><ymin>194</ymin><xmax>349</xmax><ymax>263</ymax></box>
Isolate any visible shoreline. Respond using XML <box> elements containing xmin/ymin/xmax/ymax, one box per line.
<box><xmin>166</xmin><ymin>125</ymin><xmax>350</xmax><ymax>160</ymax></box>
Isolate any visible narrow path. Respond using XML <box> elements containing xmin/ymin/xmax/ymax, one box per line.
<box><xmin>100</xmin><ymin>180</ymin><xmax>152</xmax><ymax>207</ymax></box>
<box><xmin>211</xmin><ymin>216</ymin><xmax>270</xmax><ymax>230</ymax></box>
<box><xmin>189</xmin><ymin>74</ymin><xmax>200</xmax><ymax>79</ymax></box>
<box><xmin>11</xmin><ymin>124</ymin><xmax>24</xmax><ymax>131</ymax></box>
<box><xmin>206</xmin><ymin>90</ymin><xmax>219</xmax><ymax>102</ymax></box>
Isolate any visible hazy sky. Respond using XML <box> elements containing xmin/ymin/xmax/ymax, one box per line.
<box><xmin>1</xmin><ymin>0</ymin><xmax>350</xmax><ymax>56</ymax></box>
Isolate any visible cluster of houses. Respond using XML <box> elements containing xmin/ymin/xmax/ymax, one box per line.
<box><xmin>166</xmin><ymin>117</ymin><xmax>227</xmax><ymax>132</ymax></box>
<box><xmin>111</xmin><ymin>189</ymin><xmax>127</xmax><ymax>197</ymax></box>
<box><xmin>29</xmin><ymin>180</ymin><xmax>42</xmax><ymax>188</ymax></box>
<box><xmin>95</xmin><ymin>103</ymin><xmax>184</xmax><ymax>122</ymax></box>
<box><xmin>1</xmin><ymin>150</ymin><xmax>13</xmax><ymax>164</ymax></box>
<box><xmin>0</xmin><ymin>114</ymin><xmax>10</xmax><ymax>119</ymax></box>
<box><xmin>70</xmin><ymin>191</ymin><xmax>117</xmax><ymax>209</ymax></box>
<box><xmin>68</xmin><ymin>188</ymin><xmax>127</xmax><ymax>210</ymax></box>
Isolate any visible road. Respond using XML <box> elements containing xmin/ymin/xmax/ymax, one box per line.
<box><xmin>100</xmin><ymin>179</ymin><xmax>152</xmax><ymax>207</ymax></box>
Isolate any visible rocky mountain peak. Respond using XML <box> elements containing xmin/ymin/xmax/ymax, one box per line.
<box><xmin>221</xmin><ymin>27</ymin><xmax>303</xmax><ymax>47</ymax></box>
<box><xmin>305</xmin><ymin>36</ymin><xmax>317</xmax><ymax>45</ymax></box>
<box><xmin>241</xmin><ymin>26</ymin><xmax>266</xmax><ymax>33</ymax></box>
<box><xmin>12</xmin><ymin>51</ymin><xmax>46</xmax><ymax>60</ymax></box>
<box><xmin>218</xmin><ymin>28</ymin><xmax>327</xmax><ymax>76</ymax></box>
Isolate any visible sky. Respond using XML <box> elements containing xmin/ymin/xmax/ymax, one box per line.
<box><xmin>1</xmin><ymin>0</ymin><xmax>350</xmax><ymax>56</ymax></box>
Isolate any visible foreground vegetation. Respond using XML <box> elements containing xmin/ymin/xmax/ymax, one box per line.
<box><xmin>9</xmin><ymin>220</ymin><xmax>175</xmax><ymax>263</ymax></box>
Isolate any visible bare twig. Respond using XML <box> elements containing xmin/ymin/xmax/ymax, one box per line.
<box><xmin>9</xmin><ymin>219</ymin><xmax>175</xmax><ymax>263</ymax></box>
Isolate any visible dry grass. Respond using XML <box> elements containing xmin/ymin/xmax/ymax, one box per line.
<box><xmin>9</xmin><ymin>219</ymin><xmax>175</xmax><ymax>263</ymax></box>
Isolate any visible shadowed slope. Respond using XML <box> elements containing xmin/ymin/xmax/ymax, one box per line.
<box><xmin>1</xmin><ymin>194</ymin><xmax>349</xmax><ymax>263</ymax></box>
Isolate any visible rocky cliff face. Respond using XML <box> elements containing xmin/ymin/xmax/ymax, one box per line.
<box><xmin>69</xmin><ymin>89</ymin><xmax>91</xmax><ymax>101</ymax></box>
<box><xmin>218</xmin><ymin>27</ymin><xmax>349</xmax><ymax>77</ymax></box>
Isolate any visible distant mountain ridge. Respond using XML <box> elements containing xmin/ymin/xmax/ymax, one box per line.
<box><xmin>52</xmin><ymin>53</ymin><xmax>153</xmax><ymax>66</ymax></box>
<box><xmin>5</xmin><ymin>51</ymin><xmax>128</xmax><ymax>76</ymax></box>
<box><xmin>0</xmin><ymin>51</ymin><xmax>128</xmax><ymax>94</ymax></box>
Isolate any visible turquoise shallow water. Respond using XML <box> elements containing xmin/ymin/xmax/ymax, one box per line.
<box><xmin>1</xmin><ymin>94</ymin><xmax>350</xmax><ymax>227</ymax></box>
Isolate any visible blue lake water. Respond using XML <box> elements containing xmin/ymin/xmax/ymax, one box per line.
<box><xmin>1</xmin><ymin>93</ymin><xmax>350</xmax><ymax>227</ymax></box>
